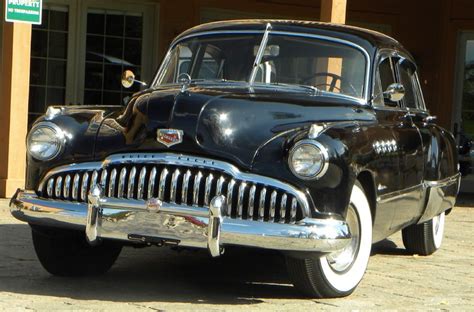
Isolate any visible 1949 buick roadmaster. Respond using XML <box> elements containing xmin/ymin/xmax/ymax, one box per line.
<box><xmin>11</xmin><ymin>20</ymin><xmax>460</xmax><ymax>298</ymax></box>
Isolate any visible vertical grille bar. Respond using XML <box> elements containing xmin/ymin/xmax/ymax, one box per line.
<box><xmin>63</xmin><ymin>175</ymin><xmax>71</xmax><ymax>199</ymax></box>
<box><xmin>248</xmin><ymin>185</ymin><xmax>256</xmax><ymax>219</ymax></box>
<box><xmin>226</xmin><ymin>179</ymin><xmax>236</xmax><ymax>215</ymax></box>
<box><xmin>193</xmin><ymin>171</ymin><xmax>203</xmax><ymax>206</ymax></box>
<box><xmin>117</xmin><ymin>168</ymin><xmax>127</xmax><ymax>198</ymax></box>
<box><xmin>127</xmin><ymin>166</ymin><xmax>137</xmax><ymax>198</ymax></box>
<box><xmin>204</xmin><ymin>173</ymin><xmax>214</xmax><ymax>206</ymax></box>
<box><xmin>100</xmin><ymin>169</ymin><xmax>108</xmax><ymax>187</ymax></box>
<box><xmin>137</xmin><ymin>167</ymin><xmax>147</xmax><ymax>199</ymax></box>
<box><xmin>258</xmin><ymin>188</ymin><xmax>266</xmax><ymax>221</ymax></box>
<box><xmin>216</xmin><ymin>176</ymin><xmax>225</xmax><ymax>196</ymax></box>
<box><xmin>279</xmin><ymin>194</ymin><xmax>287</xmax><ymax>223</ymax></box>
<box><xmin>170</xmin><ymin>169</ymin><xmax>180</xmax><ymax>203</ymax></box>
<box><xmin>290</xmin><ymin>198</ymin><xmax>298</xmax><ymax>224</ymax></box>
<box><xmin>158</xmin><ymin>168</ymin><xmax>169</xmax><ymax>201</ymax></box>
<box><xmin>108</xmin><ymin>169</ymin><xmax>117</xmax><ymax>197</ymax></box>
<box><xmin>81</xmin><ymin>173</ymin><xmax>89</xmax><ymax>201</ymax></box>
<box><xmin>147</xmin><ymin>167</ymin><xmax>157</xmax><ymax>199</ymax></box>
<box><xmin>237</xmin><ymin>182</ymin><xmax>247</xmax><ymax>218</ymax></box>
<box><xmin>181</xmin><ymin>170</ymin><xmax>192</xmax><ymax>204</ymax></box>
<box><xmin>72</xmin><ymin>174</ymin><xmax>80</xmax><ymax>200</ymax></box>
<box><xmin>90</xmin><ymin>170</ymin><xmax>98</xmax><ymax>191</ymax></box>
<box><xmin>47</xmin><ymin>178</ymin><xmax>54</xmax><ymax>197</ymax></box>
<box><xmin>269</xmin><ymin>190</ymin><xmax>277</xmax><ymax>222</ymax></box>
<box><xmin>55</xmin><ymin>176</ymin><xmax>63</xmax><ymax>198</ymax></box>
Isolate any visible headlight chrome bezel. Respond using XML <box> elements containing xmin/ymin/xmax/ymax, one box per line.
<box><xmin>288</xmin><ymin>139</ymin><xmax>329</xmax><ymax>180</ymax></box>
<box><xmin>27</xmin><ymin>122</ymin><xmax>66</xmax><ymax>161</ymax></box>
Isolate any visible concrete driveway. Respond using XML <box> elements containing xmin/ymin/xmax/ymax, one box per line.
<box><xmin>1</xmin><ymin>197</ymin><xmax>473</xmax><ymax>311</ymax></box>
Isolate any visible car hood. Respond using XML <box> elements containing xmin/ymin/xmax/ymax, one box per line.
<box><xmin>94</xmin><ymin>85</ymin><xmax>375</xmax><ymax>168</ymax></box>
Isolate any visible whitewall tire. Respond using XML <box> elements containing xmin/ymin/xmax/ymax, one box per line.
<box><xmin>402</xmin><ymin>211</ymin><xmax>446</xmax><ymax>256</ymax></box>
<box><xmin>286</xmin><ymin>181</ymin><xmax>372</xmax><ymax>298</ymax></box>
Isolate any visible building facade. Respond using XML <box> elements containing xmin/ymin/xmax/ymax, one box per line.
<box><xmin>1</xmin><ymin>0</ymin><xmax>474</xmax><ymax>197</ymax></box>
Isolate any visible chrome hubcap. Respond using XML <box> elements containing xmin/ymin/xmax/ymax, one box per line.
<box><xmin>433</xmin><ymin>214</ymin><xmax>441</xmax><ymax>235</ymax></box>
<box><xmin>326</xmin><ymin>204</ymin><xmax>361</xmax><ymax>273</ymax></box>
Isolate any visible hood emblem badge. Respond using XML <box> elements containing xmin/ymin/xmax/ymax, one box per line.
<box><xmin>157</xmin><ymin>129</ymin><xmax>184</xmax><ymax>147</ymax></box>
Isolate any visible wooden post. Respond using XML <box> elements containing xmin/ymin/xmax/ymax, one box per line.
<box><xmin>320</xmin><ymin>0</ymin><xmax>347</xmax><ymax>24</ymax></box>
<box><xmin>0</xmin><ymin>13</ymin><xmax>31</xmax><ymax>197</ymax></box>
<box><xmin>317</xmin><ymin>0</ymin><xmax>347</xmax><ymax>92</ymax></box>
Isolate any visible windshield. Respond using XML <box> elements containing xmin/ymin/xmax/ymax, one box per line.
<box><xmin>155</xmin><ymin>32</ymin><xmax>368</xmax><ymax>99</ymax></box>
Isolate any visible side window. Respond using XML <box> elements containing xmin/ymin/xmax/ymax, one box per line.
<box><xmin>398</xmin><ymin>59</ymin><xmax>418</xmax><ymax>109</ymax></box>
<box><xmin>374</xmin><ymin>56</ymin><xmax>398</xmax><ymax>107</ymax></box>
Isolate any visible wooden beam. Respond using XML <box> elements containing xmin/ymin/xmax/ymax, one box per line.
<box><xmin>0</xmin><ymin>17</ymin><xmax>31</xmax><ymax>198</ymax></box>
<box><xmin>320</xmin><ymin>0</ymin><xmax>347</xmax><ymax>24</ymax></box>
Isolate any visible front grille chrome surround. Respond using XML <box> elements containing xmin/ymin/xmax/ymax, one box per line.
<box><xmin>37</xmin><ymin>153</ymin><xmax>310</xmax><ymax>224</ymax></box>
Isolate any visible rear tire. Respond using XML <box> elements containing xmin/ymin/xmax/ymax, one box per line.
<box><xmin>31</xmin><ymin>225</ymin><xmax>122</xmax><ymax>277</ymax></box>
<box><xmin>402</xmin><ymin>212</ymin><xmax>445</xmax><ymax>256</ymax></box>
<box><xmin>286</xmin><ymin>182</ymin><xmax>372</xmax><ymax>298</ymax></box>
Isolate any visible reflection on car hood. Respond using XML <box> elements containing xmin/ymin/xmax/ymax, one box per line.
<box><xmin>94</xmin><ymin>85</ymin><xmax>375</xmax><ymax>168</ymax></box>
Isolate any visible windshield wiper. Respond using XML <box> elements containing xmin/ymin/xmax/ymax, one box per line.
<box><xmin>249</xmin><ymin>23</ymin><xmax>272</xmax><ymax>85</ymax></box>
<box><xmin>266</xmin><ymin>82</ymin><xmax>321</xmax><ymax>95</ymax></box>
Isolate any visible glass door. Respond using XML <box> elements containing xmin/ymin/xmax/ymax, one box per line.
<box><xmin>29</xmin><ymin>1</ymin><xmax>76</xmax><ymax>125</ymax></box>
<box><xmin>454</xmin><ymin>31</ymin><xmax>474</xmax><ymax>192</ymax></box>
<box><xmin>28</xmin><ymin>0</ymin><xmax>157</xmax><ymax>125</ymax></box>
<box><xmin>78</xmin><ymin>1</ymin><xmax>155</xmax><ymax>106</ymax></box>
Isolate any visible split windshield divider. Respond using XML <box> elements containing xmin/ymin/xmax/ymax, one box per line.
<box><xmin>249</xmin><ymin>23</ymin><xmax>272</xmax><ymax>85</ymax></box>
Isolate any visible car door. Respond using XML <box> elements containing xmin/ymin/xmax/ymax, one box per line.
<box><xmin>389</xmin><ymin>57</ymin><xmax>425</xmax><ymax>229</ymax></box>
<box><xmin>371</xmin><ymin>53</ymin><xmax>403</xmax><ymax>241</ymax></box>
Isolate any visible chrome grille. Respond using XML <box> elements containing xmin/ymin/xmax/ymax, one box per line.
<box><xmin>38</xmin><ymin>154</ymin><xmax>308</xmax><ymax>224</ymax></box>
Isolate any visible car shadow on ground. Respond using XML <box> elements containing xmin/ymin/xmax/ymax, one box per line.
<box><xmin>455</xmin><ymin>192</ymin><xmax>474</xmax><ymax>207</ymax></box>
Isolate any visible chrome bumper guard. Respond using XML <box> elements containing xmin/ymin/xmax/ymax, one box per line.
<box><xmin>10</xmin><ymin>187</ymin><xmax>351</xmax><ymax>256</ymax></box>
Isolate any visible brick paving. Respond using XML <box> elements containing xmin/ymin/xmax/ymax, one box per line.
<box><xmin>0</xmin><ymin>197</ymin><xmax>473</xmax><ymax>311</ymax></box>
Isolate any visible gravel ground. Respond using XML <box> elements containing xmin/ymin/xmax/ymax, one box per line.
<box><xmin>0</xmin><ymin>197</ymin><xmax>473</xmax><ymax>311</ymax></box>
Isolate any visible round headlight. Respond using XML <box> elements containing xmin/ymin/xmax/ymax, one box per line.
<box><xmin>289</xmin><ymin>140</ymin><xmax>329</xmax><ymax>180</ymax></box>
<box><xmin>27</xmin><ymin>122</ymin><xmax>66</xmax><ymax>161</ymax></box>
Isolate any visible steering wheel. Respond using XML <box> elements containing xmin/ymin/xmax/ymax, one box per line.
<box><xmin>302</xmin><ymin>72</ymin><xmax>358</xmax><ymax>96</ymax></box>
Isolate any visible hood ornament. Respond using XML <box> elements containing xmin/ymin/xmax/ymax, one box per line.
<box><xmin>157</xmin><ymin>129</ymin><xmax>184</xmax><ymax>147</ymax></box>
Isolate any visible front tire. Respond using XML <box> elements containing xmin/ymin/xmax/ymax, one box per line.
<box><xmin>31</xmin><ymin>225</ymin><xmax>122</xmax><ymax>277</ymax></box>
<box><xmin>286</xmin><ymin>182</ymin><xmax>372</xmax><ymax>298</ymax></box>
<box><xmin>402</xmin><ymin>212</ymin><xmax>445</xmax><ymax>256</ymax></box>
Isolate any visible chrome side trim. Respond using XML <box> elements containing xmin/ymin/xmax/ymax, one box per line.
<box><xmin>424</xmin><ymin>174</ymin><xmax>461</xmax><ymax>188</ymax></box>
<box><xmin>37</xmin><ymin>153</ymin><xmax>311</xmax><ymax>216</ymax></box>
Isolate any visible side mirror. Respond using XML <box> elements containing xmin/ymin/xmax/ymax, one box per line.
<box><xmin>121</xmin><ymin>70</ymin><xmax>147</xmax><ymax>89</ymax></box>
<box><xmin>383</xmin><ymin>83</ymin><xmax>405</xmax><ymax>103</ymax></box>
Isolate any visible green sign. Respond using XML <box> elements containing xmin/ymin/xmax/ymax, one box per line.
<box><xmin>5</xmin><ymin>0</ymin><xmax>42</xmax><ymax>25</ymax></box>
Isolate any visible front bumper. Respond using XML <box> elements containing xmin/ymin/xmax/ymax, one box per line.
<box><xmin>10</xmin><ymin>188</ymin><xmax>351</xmax><ymax>256</ymax></box>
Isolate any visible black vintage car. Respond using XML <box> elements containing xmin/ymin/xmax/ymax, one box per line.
<box><xmin>11</xmin><ymin>20</ymin><xmax>460</xmax><ymax>298</ymax></box>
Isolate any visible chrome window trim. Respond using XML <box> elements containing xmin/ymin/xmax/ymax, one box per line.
<box><xmin>153</xmin><ymin>30</ymin><xmax>371</xmax><ymax>102</ymax></box>
<box><xmin>38</xmin><ymin>153</ymin><xmax>311</xmax><ymax>216</ymax></box>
